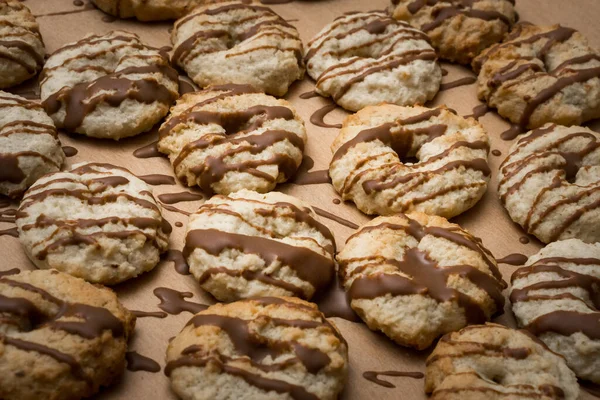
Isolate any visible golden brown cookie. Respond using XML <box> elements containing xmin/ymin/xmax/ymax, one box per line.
<box><xmin>337</xmin><ymin>212</ymin><xmax>506</xmax><ymax>349</ymax></box>
<box><xmin>0</xmin><ymin>0</ymin><xmax>45</xmax><ymax>89</ymax></box>
<box><xmin>473</xmin><ymin>23</ymin><xmax>600</xmax><ymax>137</ymax></box>
<box><xmin>426</xmin><ymin>324</ymin><xmax>580</xmax><ymax>400</ymax></box>
<box><xmin>166</xmin><ymin>297</ymin><xmax>348</xmax><ymax>400</ymax></box>
<box><xmin>0</xmin><ymin>269</ymin><xmax>135</xmax><ymax>400</ymax></box>
<box><xmin>390</xmin><ymin>0</ymin><xmax>517</xmax><ymax>64</ymax></box>
<box><xmin>329</xmin><ymin>104</ymin><xmax>490</xmax><ymax>218</ymax></box>
<box><xmin>91</xmin><ymin>0</ymin><xmax>207</xmax><ymax>21</ymax></box>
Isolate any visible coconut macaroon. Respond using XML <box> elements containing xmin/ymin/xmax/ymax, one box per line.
<box><xmin>40</xmin><ymin>31</ymin><xmax>179</xmax><ymax>140</ymax></box>
<box><xmin>16</xmin><ymin>163</ymin><xmax>171</xmax><ymax>285</ymax></box>
<box><xmin>510</xmin><ymin>239</ymin><xmax>600</xmax><ymax>384</ymax></box>
<box><xmin>426</xmin><ymin>324</ymin><xmax>580</xmax><ymax>400</ymax></box>
<box><xmin>329</xmin><ymin>104</ymin><xmax>491</xmax><ymax>218</ymax></box>
<box><xmin>165</xmin><ymin>297</ymin><xmax>348</xmax><ymax>400</ymax></box>
<box><xmin>183</xmin><ymin>190</ymin><xmax>336</xmax><ymax>302</ymax></box>
<box><xmin>158</xmin><ymin>84</ymin><xmax>307</xmax><ymax>195</ymax></box>
<box><xmin>337</xmin><ymin>212</ymin><xmax>506</xmax><ymax>350</ymax></box>
<box><xmin>306</xmin><ymin>10</ymin><xmax>441</xmax><ymax>111</ymax></box>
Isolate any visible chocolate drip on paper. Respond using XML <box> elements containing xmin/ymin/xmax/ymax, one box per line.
<box><xmin>153</xmin><ymin>287</ymin><xmax>207</xmax><ymax>315</ymax></box>
<box><xmin>0</xmin><ymin>227</ymin><xmax>18</xmax><ymax>237</ymax></box>
<box><xmin>130</xmin><ymin>310</ymin><xmax>167</xmax><ymax>319</ymax></box>
<box><xmin>133</xmin><ymin>141</ymin><xmax>163</xmax><ymax>159</ymax></box>
<box><xmin>439</xmin><ymin>76</ymin><xmax>476</xmax><ymax>91</ymax></box>
<box><xmin>314</xmin><ymin>274</ymin><xmax>360</xmax><ymax>322</ymax></box>
<box><xmin>0</xmin><ymin>268</ymin><xmax>20</xmax><ymax>277</ymax></box>
<box><xmin>309</xmin><ymin>104</ymin><xmax>342</xmax><ymax>128</ymax></box>
<box><xmin>137</xmin><ymin>174</ymin><xmax>175</xmax><ymax>186</ymax></box>
<box><xmin>163</xmin><ymin>249</ymin><xmax>190</xmax><ymax>275</ymax></box>
<box><xmin>126</xmin><ymin>351</ymin><xmax>161</xmax><ymax>373</ymax></box>
<box><xmin>312</xmin><ymin>207</ymin><xmax>359</xmax><ymax>229</ymax></box>
<box><xmin>363</xmin><ymin>370</ymin><xmax>424</xmax><ymax>388</ymax></box>
<box><xmin>158</xmin><ymin>191</ymin><xmax>203</xmax><ymax>204</ymax></box>
<box><xmin>61</xmin><ymin>146</ymin><xmax>78</xmax><ymax>157</ymax></box>
<box><xmin>465</xmin><ymin>104</ymin><xmax>490</xmax><ymax>120</ymax></box>
<box><xmin>497</xmin><ymin>253</ymin><xmax>528</xmax><ymax>265</ymax></box>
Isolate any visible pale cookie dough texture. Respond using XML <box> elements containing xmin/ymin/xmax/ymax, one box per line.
<box><xmin>91</xmin><ymin>0</ymin><xmax>206</xmax><ymax>21</ymax></box>
<box><xmin>165</xmin><ymin>296</ymin><xmax>348</xmax><ymax>400</ymax></box>
<box><xmin>184</xmin><ymin>190</ymin><xmax>336</xmax><ymax>302</ymax></box>
<box><xmin>337</xmin><ymin>212</ymin><xmax>506</xmax><ymax>350</ymax></box>
<box><xmin>329</xmin><ymin>104</ymin><xmax>491</xmax><ymax>218</ymax></box>
<box><xmin>0</xmin><ymin>0</ymin><xmax>45</xmax><ymax>89</ymax></box>
<box><xmin>473</xmin><ymin>23</ymin><xmax>600</xmax><ymax>136</ymax></box>
<box><xmin>40</xmin><ymin>31</ymin><xmax>179</xmax><ymax>140</ymax></box>
<box><xmin>390</xmin><ymin>0</ymin><xmax>517</xmax><ymax>64</ymax></box>
<box><xmin>15</xmin><ymin>163</ymin><xmax>171</xmax><ymax>285</ymax></box>
<box><xmin>510</xmin><ymin>239</ymin><xmax>600</xmax><ymax>384</ymax></box>
<box><xmin>498</xmin><ymin>124</ymin><xmax>600</xmax><ymax>244</ymax></box>
<box><xmin>425</xmin><ymin>324</ymin><xmax>580</xmax><ymax>400</ymax></box>
<box><xmin>171</xmin><ymin>1</ymin><xmax>304</xmax><ymax>96</ymax></box>
<box><xmin>158</xmin><ymin>84</ymin><xmax>307</xmax><ymax>195</ymax></box>
<box><xmin>305</xmin><ymin>10</ymin><xmax>441</xmax><ymax>112</ymax></box>
<box><xmin>0</xmin><ymin>269</ymin><xmax>135</xmax><ymax>400</ymax></box>
<box><xmin>0</xmin><ymin>92</ymin><xmax>64</xmax><ymax>198</ymax></box>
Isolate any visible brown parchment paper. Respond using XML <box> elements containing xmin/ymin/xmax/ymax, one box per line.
<box><xmin>2</xmin><ymin>0</ymin><xmax>600</xmax><ymax>398</ymax></box>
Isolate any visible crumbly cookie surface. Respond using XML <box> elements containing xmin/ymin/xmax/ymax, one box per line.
<box><xmin>16</xmin><ymin>162</ymin><xmax>171</xmax><ymax>284</ymax></box>
<box><xmin>390</xmin><ymin>0</ymin><xmax>517</xmax><ymax>64</ymax></box>
<box><xmin>171</xmin><ymin>1</ymin><xmax>304</xmax><ymax>96</ymax></box>
<box><xmin>166</xmin><ymin>296</ymin><xmax>348</xmax><ymax>400</ymax></box>
<box><xmin>498</xmin><ymin>124</ymin><xmax>600</xmax><ymax>243</ymax></box>
<box><xmin>158</xmin><ymin>85</ymin><xmax>306</xmax><ymax>195</ymax></box>
<box><xmin>337</xmin><ymin>212</ymin><xmax>505</xmax><ymax>349</ymax></box>
<box><xmin>91</xmin><ymin>0</ymin><xmax>207</xmax><ymax>21</ymax></box>
<box><xmin>510</xmin><ymin>239</ymin><xmax>600</xmax><ymax>383</ymax></box>
<box><xmin>0</xmin><ymin>92</ymin><xmax>64</xmax><ymax>198</ymax></box>
<box><xmin>40</xmin><ymin>31</ymin><xmax>179</xmax><ymax>140</ymax></box>
<box><xmin>184</xmin><ymin>190</ymin><xmax>335</xmax><ymax>302</ymax></box>
<box><xmin>0</xmin><ymin>0</ymin><xmax>45</xmax><ymax>89</ymax></box>
<box><xmin>0</xmin><ymin>269</ymin><xmax>135</xmax><ymax>400</ymax></box>
<box><xmin>473</xmin><ymin>23</ymin><xmax>600</xmax><ymax>133</ymax></box>
<box><xmin>329</xmin><ymin>104</ymin><xmax>490</xmax><ymax>218</ymax></box>
<box><xmin>306</xmin><ymin>10</ymin><xmax>441</xmax><ymax>111</ymax></box>
<box><xmin>425</xmin><ymin>323</ymin><xmax>580</xmax><ymax>400</ymax></box>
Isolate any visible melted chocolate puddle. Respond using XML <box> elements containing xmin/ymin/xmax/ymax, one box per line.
<box><xmin>158</xmin><ymin>191</ymin><xmax>203</xmax><ymax>204</ymax></box>
<box><xmin>465</xmin><ymin>104</ymin><xmax>490</xmax><ymax>120</ymax></box>
<box><xmin>130</xmin><ymin>310</ymin><xmax>168</xmax><ymax>319</ymax></box>
<box><xmin>497</xmin><ymin>253</ymin><xmax>528</xmax><ymax>265</ymax></box>
<box><xmin>0</xmin><ymin>227</ymin><xmax>18</xmax><ymax>237</ymax></box>
<box><xmin>501</xmin><ymin>124</ymin><xmax>524</xmax><ymax>141</ymax></box>
<box><xmin>62</xmin><ymin>146</ymin><xmax>78</xmax><ymax>157</ymax></box>
<box><xmin>154</xmin><ymin>287</ymin><xmax>207</xmax><ymax>315</ymax></box>
<box><xmin>0</xmin><ymin>268</ymin><xmax>20</xmax><ymax>278</ymax></box>
<box><xmin>313</xmin><ymin>207</ymin><xmax>359</xmax><ymax>229</ymax></box>
<box><xmin>363</xmin><ymin>370</ymin><xmax>424</xmax><ymax>388</ymax></box>
<box><xmin>310</xmin><ymin>104</ymin><xmax>342</xmax><ymax>129</ymax></box>
<box><xmin>314</xmin><ymin>274</ymin><xmax>360</xmax><ymax>322</ymax></box>
<box><xmin>133</xmin><ymin>141</ymin><xmax>163</xmax><ymax>159</ymax></box>
<box><xmin>439</xmin><ymin>76</ymin><xmax>477</xmax><ymax>91</ymax></box>
<box><xmin>163</xmin><ymin>249</ymin><xmax>190</xmax><ymax>275</ymax></box>
<box><xmin>137</xmin><ymin>174</ymin><xmax>175</xmax><ymax>186</ymax></box>
<box><xmin>126</xmin><ymin>351</ymin><xmax>161</xmax><ymax>373</ymax></box>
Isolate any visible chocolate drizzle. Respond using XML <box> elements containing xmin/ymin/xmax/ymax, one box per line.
<box><xmin>126</xmin><ymin>351</ymin><xmax>161</xmax><ymax>373</ymax></box>
<box><xmin>309</xmin><ymin>104</ymin><xmax>342</xmax><ymax>129</ymax></box>
<box><xmin>133</xmin><ymin>141</ymin><xmax>163</xmax><ymax>159</ymax></box>
<box><xmin>439</xmin><ymin>76</ymin><xmax>477</xmax><ymax>91</ymax></box>
<box><xmin>465</xmin><ymin>104</ymin><xmax>490</xmax><ymax>120</ymax></box>
<box><xmin>312</xmin><ymin>207</ymin><xmax>359</xmax><ymax>229</ymax></box>
<box><xmin>497</xmin><ymin>253</ymin><xmax>528</xmax><ymax>265</ymax></box>
<box><xmin>157</xmin><ymin>191</ymin><xmax>203</xmax><ymax>204</ymax></box>
<box><xmin>342</xmin><ymin>215</ymin><xmax>505</xmax><ymax>327</ymax></box>
<box><xmin>153</xmin><ymin>287</ymin><xmax>208</xmax><ymax>315</ymax></box>
<box><xmin>0</xmin><ymin>227</ymin><xmax>18</xmax><ymax>237</ymax></box>
<box><xmin>130</xmin><ymin>310</ymin><xmax>167</xmax><ymax>319</ymax></box>
<box><xmin>137</xmin><ymin>174</ymin><xmax>176</xmax><ymax>186</ymax></box>
<box><xmin>165</xmin><ymin>297</ymin><xmax>345</xmax><ymax>400</ymax></box>
<box><xmin>363</xmin><ymin>370</ymin><xmax>424</xmax><ymax>388</ymax></box>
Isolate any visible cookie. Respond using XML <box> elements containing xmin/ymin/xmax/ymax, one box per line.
<box><xmin>15</xmin><ymin>162</ymin><xmax>171</xmax><ymax>285</ymax></box>
<box><xmin>473</xmin><ymin>23</ymin><xmax>600</xmax><ymax>135</ymax></box>
<box><xmin>305</xmin><ymin>11</ymin><xmax>441</xmax><ymax>112</ymax></box>
<box><xmin>329</xmin><ymin>104</ymin><xmax>490</xmax><ymax>218</ymax></box>
<box><xmin>425</xmin><ymin>324</ymin><xmax>580</xmax><ymax>400</ymax></box>
<box><xmin>40</xmin><ymin>31</ymin><xmax>179</xmax><ymax>140</ymax></box>
<box><xmin>171</xmin><ymin>1</ymin><xmax>304</xmax><ymax>96</ymax></box>
<box><xmin>158</xmin><ymin>84</ymin><xmax>306</xmax><ymax>195</ymax></box>
<box><xmin>0</xmin><ymin>91</ymin><xmax>64</xmax><ymax>198</ymax></box>
<box><xmin>498</xmin><ymin>124</ymin><xmax>600</xmax><ymax>244</ymax></box>
<box><xmin>165</xmin><ymin>296</ymin><xmax>348</xmax><ymax>400</ymax></box>
<box><xmin>0</xmin><ymin>269</ymin><xmax>135</xmax><ymax>400</ymax></box>
<box><xmin>0</xmin><ymin>0</ymin><xmax>45</xmax><ymax>89</ymax></box>
<box><xmin>183</xmin><ymin>189</ymin><xmax>335</xmax><ymax>302</ymax></box>
<box><xmin>510</xmin><ymin>239</ymin><xmax>600</xmax><ymax>384</ymax></box>
<box><xmin>390</xmin><ymin>0</ymin><xmax>517</xmax><ymax>64</ymax></box>
<box><xmin>91</xmin><ymin>0</ymin><xmax>204</xmax><ymax>21</ymax></box>
<box><xmin>337</xmin><ymin>212</ymin><xmax>506</xmax><ymax>349</ymax></box>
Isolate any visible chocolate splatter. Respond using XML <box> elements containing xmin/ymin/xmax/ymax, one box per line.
<box><xmin>153</xmin><ymin>287</ymin><xmax>207</xmax><ymax>315</ymax></box>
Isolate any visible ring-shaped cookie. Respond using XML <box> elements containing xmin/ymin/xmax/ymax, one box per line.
<box><xmin>171</xmin><ymin>1</ymin><xmax>304</xmax><ymax>96</ymax></box>
<box><xmin>474</xmin><ymin>23</ymin><xmax>600</xmax><ymax>138</ymax></box>
<box><xmin>158</xmin><ymin>84</ymin><xmax>307</xmax><ymax>195</ymax></box>
<box><xmin>329</xmin><ymin>104</ymin><xmax>490</xmax><ymax>218</ymax></box>
<box><xmin>0</xmin><ymin>269</ymin><xmax>135</xmax><ymax>400</ymax></box>
<box><xmin>498</xmin><ymin>124</ymin><xmax>600</xmax><ymax>244</ymax></box>
<box><xmin>305</xmin><ymin>10</ymin><xmax>441</xmax><ymax>111</ymax></box>
<box><xmin>40</xmin><ymin>31</ymin><xmax>179</xmax><ymax>140</ymax></box>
